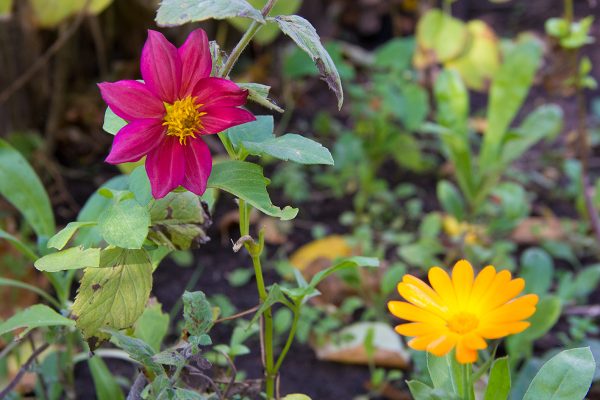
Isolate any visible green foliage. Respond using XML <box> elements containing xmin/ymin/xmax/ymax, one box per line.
<box><xmin>0</xmin><ymin>304</ymin><xmax>74</xmax><ymax>337</ymax></box>
<box><xmin>229</xmin><ymin>0</ymin><xmax>302</xmax><ymax>44</ymax></box>
<box><xmin>47</xmin><ymin>221</ymin><xmax>97</xmax><ymax>250</ymax></box>
<box><xmin>208</xmin><ymin>160</ymin><xmax>298</xmax><ymax>220</ymax></box>
<box><xmin>134</xmin><ymin>302</ymin><xmax>170</xmax><ymax>352</ymax></box>
<box><xmin>0</xmin><ymin>138</ymin><xmax>55</xmax><ymax>239</ymax></box>
<box><xmin>484</xmin><ymin>357</ymin><xmax>511</xmax><ymax>400</ymax></box>
<box><xmin>103</xmin><ymin>107</ymin><xmax>126</xmax><ymax>135</ymax></box>
<box><xmin>238</xmin><ymin>83</ymin><xmax>284</xmax><ymax>113</ymax></box>
<box><xmin>156</xmin><ymin>0</ymin><xmax>265</xmax><ymax>27</ymax></box>
<box><xmin>71</xmin><ymin>249</ymin><xmax>152</xmax><ymax>339</ymax></box>
<box><xmin>520</xmin><ymin>248</ymin><xmax>554</xmax><ymax>296</ymax></box>
<box><xmin>34</xmin><ymin>246</ymin><xmax>100</xmax><ymax>272</ymax></box>
<box><xmin>182</xmin><ymin>291</ymin><xmax>214</xmax><ymax>347</ymax></box>
<box><xmin>416</xmin><ymin>9</ymin><xmax>468</xmax><ymax>63</ymax></box>
<box><xmin>98</xmin><ymin>192</ymin><xmax>150</xmax><ymax>250</ymax></box>
<box><xmin>546</xmin><ymin>16</ymin><xmax>594</xmax><ymax>49</ymax></box>
<box><xmin>243</xmin><ymin>134</ymin><xmax>333</xmax><ymax>165</ymax></box>
<box><xmin>523</xmin><ymin>348</ymin><xmax>595</xmax><ymax>400</ymax></box>
<box><xmin>88</xmin><ymin>356</ymin><xmax>125</xmax><ymax>400</ymax></box>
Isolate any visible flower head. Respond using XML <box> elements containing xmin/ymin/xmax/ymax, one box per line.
<box><xmin>388</xmin><ymin>260</ymin><xmax>538</xmax><ymax>364</ymax></box>
<box><xmin>98</xmin><ymin>29</ymin><xmax>255</xmax><ymax>198</ymax></box>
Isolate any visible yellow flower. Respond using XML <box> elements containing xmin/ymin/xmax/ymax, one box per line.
<box><xmin>388</xmin><ymin>260</ymin><xmax>538</xmax><ymax>364</ymax></box>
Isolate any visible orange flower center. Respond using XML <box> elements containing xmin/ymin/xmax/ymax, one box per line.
<box><xmin>447</xmin><ymin>312</ymin><xmax>478</xmax><ymax>334</ymax></box>
<box><xmin>163</xmin><ymin>96</ymin><xmax>206</xmax><ymax>145</ymax></box>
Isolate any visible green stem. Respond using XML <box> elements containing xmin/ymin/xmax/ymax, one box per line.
<box><xmin>564</xmin><ymin>0</ymin><xmax>574</xmax><ymax>24</ymax></box>
<box><xmin>462</xmin><ymin>363</ymin><xmax>475</xmax><ymax>400</ymax></box>
<box><xmin>273</xmin><ymin>302</ymin><xmax>300</xmax><ymax>373</ymax></box>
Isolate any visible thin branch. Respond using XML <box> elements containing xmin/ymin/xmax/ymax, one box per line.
<box><xmin>0</xmin><ymin>1</ymin><xmax>90</xmax><ymax>104</ymax></box>
<box><xmin>213</xmin><ymin>305</ymin><xmax>260</xmax><ymax>324</ymax></box>
<box><xmin>126</xmin><ymin>372</ymin><xmax>147</xmax><ymax>400</ymax></box>
<box><xmin>219</xmin><ymin>352</ymin><xmax>237</xmax><ymax>400</ymax></box>
<box><xmin>0</xmin><ymin>343</ymin><xmax>49</xmax><ymax>398</ymax></box>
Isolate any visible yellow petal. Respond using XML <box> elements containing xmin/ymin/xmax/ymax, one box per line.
<box><xmin>452</xmin><ymin>260</ymin><xmax>474</xmax><ymax>307</ymax></box>
<box><xmin>477</xmin><ymin>321</ymin><xmax>531</xmax><ymax>339</ymax></box>
<box><xmin>428</xmin><ymin>266</ymin><xmax>458</xmax><ymax>311</ymax></box>
<box><xmin>485</xmin><ymin>278</ymin><xmax>525</xmax><ymax>310</ymax></box>
<box><xmin>482</xmin><ymin>294</ymin><xmax>538</xmax><ymax>323</ymax></box>
<box><xmin>403</xmin><ymin>275</ymin><xmax>447</xmax><ymax>309</ymax></box>
<box><xmin>456</xmin><ymin>339</ymin><xmax>478</xmax><ymax>364</ymax></box>
<box><xmin>395</xmin><ymin>322</ymin><xmax>443</xmax><ymax>337</ymax></box>
<box><xmin>427</xmin><ymin>334</ymin><xmax>457</xmax><ymax>356</ymax></box>
<box><xmin>468</xmin><ymin>265</ymin><xmax>496</xmax><ymax>308</ymax></box>
<box><xmin>388</xmin><ymin>301</ymin><xmax>447</xmax><ymax>325</ymax></box>
<box><xmin>408</xmin><ymin>334</ymin><xmax>440</xmax><ymax>351</ymax></box>
<box><xmin>474</xmin><ymin>270</ymin><xmax>512</xmax><ymax>312</ymax></box>
<box><xmin>463</xmin><ymin>333</ymin><xmax>487</xmax><ymax>350</ymax></box>
<box><xmin>397</xmin><ymin>282</ymin><xmax>448</xmax><ymax>317</ymax></box>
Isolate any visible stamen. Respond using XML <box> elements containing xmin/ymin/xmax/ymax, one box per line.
<box><xmin>162</xmin><ymin>96</ymin><xmax>206</xmax><ymax>145</ymax></box>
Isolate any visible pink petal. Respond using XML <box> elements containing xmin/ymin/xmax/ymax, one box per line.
<box><xmin>178</xmin><ymin>29</ymin><xmax>212</xmax><ymax>98</ymax></box>
<box><xmin>98</xmin><ymin>81</ymin><xmax>165</xmax><ymax>121</ymax></box>
<box><xmin>145</xmin><ymin>137</ymin><xmax>185</xmax><ymax>199</ymax></box>
<box><xmin>183</xmin><ymin>138</ymin><xmax>212</xmax><ymax>195</ymax></box>
<box><xmin>141</xmin><ymin>30</ymin><xmax>182</xmax><ymax>103</ymax></box>
<box><xmin>105</xmin><ymin>118</ymin><xmax>165</xmax><ymax>164</ymax></box>
<box><xmin>192</xmin><ymin>78</ymin><xmax>249</xmax><ymax>108</ymax></box>
<box><xmin>199</xmin><ymin>107</ymin><xmax>256</xmax><ymax>135</ymax></box>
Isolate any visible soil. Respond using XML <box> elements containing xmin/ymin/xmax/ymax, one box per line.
<box><xmin>5</xmin><ymin>0</ymin><xmax>600</xmax><ymax>398</ymax></box>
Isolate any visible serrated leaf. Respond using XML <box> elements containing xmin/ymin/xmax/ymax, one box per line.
<box><xmin>243</xmin><ymin>134</ymin><xmax>333</xmax><ymax>165</ymax></box>
<box><xmin>72</xmin><ymin>249</ymin><xmax>152</xmax><ymax>339</ymax></box>
<box><xmin>238</xmin><ymin>83</ymin><xmax>284</xmax><ymax>113</ymax></box>
<box><xmin>208</xmin><ymin>160</ymin><xmax>298</xmax><ymax>220</ymax></box>
<box><xmin>523</xmin><ymin>348</ymin><xmax>595</xmax><ymax>400</ymax></box>
<box><xmin>148</xmin><ymin>191</ymin><xmax>211</xmax><ymax>250</ymax></box>
<box><xmin>47</xmin><ymin>221</ymin><xmax>97</xmax><ymax>250</ymax></box>
<box><xmin>156</xmin><ymin>0</ymin><xmax>264</xmax><ymax>27</ymax></box>
<box><xmin>98</xmin><ymin>196</ymin><xmax>150</xmax><ymax>249</ymax></box>
<box><xmin>272</xmin><ymin>15</ymin><xmax>343</xmax><ymax>109</ymax></box>
<box><xmin>0</xmin><ymin>138</ymin><xmax>55</xmax><ymax>239</ymax></box>
<box><xmin>183</xmin><ymin>291</ymin><xmax>214</xmax><ymax>337</ymax></box>
<box><xmin>34</xmin><ymin>246</ymin><xmax>100</xmax><ymax>272</ymax></box>
<box><xmin>0</xmin><ymin>304</ymin><xmax>75</xmax><ymax>337</ymax></box>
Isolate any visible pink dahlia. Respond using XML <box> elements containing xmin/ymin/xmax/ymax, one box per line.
<box><xmin>98</xmin><ymin>29</ymin><xmax>255</xmax><ymax>198</ymax></box>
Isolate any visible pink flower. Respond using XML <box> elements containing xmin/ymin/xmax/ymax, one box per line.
<box><xmin>98</xmin><ymin>29</ymin><xmax>255</xmax><ymax>199</ymax></box>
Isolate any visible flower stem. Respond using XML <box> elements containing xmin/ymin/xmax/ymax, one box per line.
<box><xmin>462</xmin><ymin>363</ymin><xmax>475</xmax><ymax>400</ymax></box>
<box><xmin>218</xmin><ymin>0</ymin><xmax>279</xmax><ymax>78</ymax></box>
<box><xmin>273</xmin><ymin>302</ymin><xmax>300</xmax><ymax>373</ymax></box>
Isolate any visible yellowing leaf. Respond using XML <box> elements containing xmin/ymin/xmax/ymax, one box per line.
<box><xmin>289</xmin><ymin>235</ymin><xmax>352</xmax><ymax>271</ymax></box>
<box><xmin>445</xmin><ymin>20</ymin><xmax>500</xmax><ymax>91</ymax></box>
<box><xmin>71</xmin><ymin>249</ymin><xmax>152</xmax><ymax>340</ymax></box>
<box><xmin>415</xmin><ymin>9</ymin><xmax>468</xmax><ymax>68</ymax></box>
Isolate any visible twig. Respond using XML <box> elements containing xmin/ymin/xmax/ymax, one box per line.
<box><xmin>213</xmin><ymin>305</ymin><xmax>260</xmax><ymax>324</ymax></box>
<box><xmin>0</xmin><ymin>1</ymin><xmax>89</xmax><ymax>104</ymax></box>
<box><xmin>0</xmin><ymin>342</ymin><xmax>49</xmax><ymax>398</ymax></box>
<box><xmin>565</xmin><ymin>304</ymin><xmax>600</xmax><ymax>317</ymax></box>
<box><xmin>219</xmin><ymin>352</ymin><xmax>237</xmax><ymax>400</ymax></box>
<box><xmin>28</xmin><ymin>336</ymin><xmax>49</xmax><ymax>400</ymax></box>
<box><xmin>126</xmin><ymin>372</ymin><xmax>147</xmax><ymax>400</ymax></box>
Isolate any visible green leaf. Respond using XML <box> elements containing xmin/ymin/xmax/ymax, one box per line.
<box><xmin>0</xmin><ymin>138</ymin><xmax>55</xmax><ymax>238</ymax></box>
<box><xmin>229</xmin><ymin>0</ymin><xmax>301</xmax><ymax>45</ymax></box>
<box><xmin>250</xmin><ymin>284</ymin><xmax>292</xmax><ymax>325</ymax></box>
<box><xmin>148</xmin><ymin>191</ymin><xmax>211</xmax><ymax>250</ymax></box>
<box><xmin>34</xmin><ymin>246</ymin><xmax>100</xmax><ymax>272</ymax></box>
<box><xmin>47</xmin><ymin>221</ymin><xmax>97</xmax><ymax>250</ymax></box>
<box><xmin>272</xmin><ymin>15</ymin><xmax>343</xmax><ymax>109</ymax></box>
<box><xmin>72</xmin><ymin>249</ymin><xmax>152</xmax><ymax>339</ymax></box>
<box><xmin>98</xmin><ymin>196</ymin><xmax>150</xmax><ymax>249</ymax></box>
<box><xmin>427</xmin><ymin>352</ymin><xmax>459</xmax><ymax>394</ymax></box>
<box><xmin>480</xmin><ymin>38</ymin><xmax>542</xmax><ymax>173</ymax></box>
<box><xmin>407</xmin><ymin>380</ymin><xmax>455</xmax><ymax>400</ymax></box>
<box><xmin>572</xmin><ymin>264</ymin><xmax>600</xmax><ymax>300</ymax></box>
<box><xmin>484</xmin><ymin>357</ymin><xmax>510</xmax><ymax>400</ymax></box>
<box><xmin>129</xmin><ymin>166</ymin><xmax>152</xmax><ymax>206</ymax></box>
<box><xmin>308</xmin><ymin>256</ymin><xmax>379</xmax><ymax>292</ymax></box>
<box><xmin>103</xmin><ymin>107</ymin><xmax>127</xmax><ymax>135</ymax></box>
<box><xmin>134</xmin><ymin>301</ymin><xmax>170</xmax><ymax>352</ymax></box>
<box><xmin>561</xmin><ymin>16</ymin><xmax>594</xmax><ymax>49</ymax></box>
<box><xmin>545</xmin><ymin>18</ymin><xmax>570</xmax><ymax>38</ymax></box>
<box><xmin>227</xmin><ymin>115</ymin><xmax>274</xmax><ymax>152</ymax></box>
<box><xmin>374</xmin><ymin>37</ymin><xmax>415</xmax><ymax>71</ymax></box>
<box><xmin>208</xmin><ymin>160</ymin><xmax>298</xmax><ymax>220</ymax></box>
<box><xmin>416</xmin><ymin>9</ymin><xmax>468</xmax><ymax>63</ymax></box>
<box><xmin>523</xmin><ymin>348</ymin><xmax>595</xmax><ymax>400</ymax></box>
<box><xmin>0</xmin><ymin>228</ymin><xmax>38</xmax><ymax>261</ymax></box>
<box><xmin>0</xmin><ymin>0</ymin><xmax>13</xmax><ymax>18</ymax></box>
<box><xmin>238</xmin><ymin>83</ymin><xmax>284</xmax><ymax>113</ymax></box>
<box><xmin>108</xmin><ymin>330</ymin><xmax>163</xmax><ymax>375</ymax></box>
<box><xmin>437</xmin><ymin>180</ymin><xmax>465</xmax><ymax>221</ymax></box>
<box><xmin>156</xmin><ymin>0</ymin><xmax>265</xmax><ymax>27</ymax></box>
<box><xmin>183</xmin><ymin>291</ymin><xmax>214</xmax><ymax>338</ymax></box>
<box><xmin>88</xmin><ymin>356</ymin><xmax>125</xmax><ymax>400</ymax></box>
<box><xmin>501</xmin><ymin>105</ymin><xmax>563</xmax><ymax>166</ymax></box>
<box><xmin>520</xmin><ymin>247</ymin><xmax>554</xmax><ymax>296</ymax></box>
<box><xmin>0</xmin><ymin>304</ymin><xmax>74</xmax><ymax>337</ymax></box>
<box><xmin>243</xmin><ymin>134</ymin><xmax>333</xmax><ymax>165</ymax></box>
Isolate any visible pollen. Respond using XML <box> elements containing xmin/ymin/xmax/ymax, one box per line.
<box><xmin>447</xmin><ymin>312</ymin><xmax>479</xmax><ymax>334</ymax></box>
<box><xmin>163</xmin><ymin>96</ymin><xmax>206</xmax><ymax>145</ymax></box>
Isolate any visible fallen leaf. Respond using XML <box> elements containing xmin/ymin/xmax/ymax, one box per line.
<box><xmin>511</xmin><ymin>217</ymin><xmax>568</xmax><ymax>244</ymax></box>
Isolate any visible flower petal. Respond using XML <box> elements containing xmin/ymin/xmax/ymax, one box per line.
<box><xmin>428</xmin><ymin>267</ymin><xmax>458</xmax><ymax>311</ymax></box>
<box><xmin>408</xmin><ymin>334</ymin><xmax>440</xmax><ymax>351</ymax></box>
<box><xmin>486</xmin><ymin>278</ymin><xmax>525</xmax><ymax>310</ymax></box>
<box><xmin>105</xmin><ymin>118</ymin><xmax>164</xmax><ymax>164</ymax></box>
<box><xmin>395</xmin><ymin>322</ymin><xmax>444</xmax><ymax>337</ymax></box>
<box><xmin>468</xmin><ymin>265</ymin><xmax>496</xmax><ymax>309</ymax></box>
<box><xmin>397</xmin><ymin>282</ymin><xmax>448</xmax><ymax>318</ymax></box>
<box><xmin>145</xmin><ymin>137</ymin><xmax>185</xmax><ymax>199</ymax></box>
<box><xmin>193</xmin><ymin>77</ymin><xmax>249</xmax><ymax>108</ymax></box>
<box><xmin>463</xmin><ymin>333</ymin><xmax>487</xmax><ymax>350</ymax></box>
<box><xmin>182</xmin><ymin>138</ymin><xmax>212</xmax><ymax>195</ymax></box>
<box><xmin>178</xmin><ymin>28</ymin><xmax>212</xmax><ymax>98</ymax></box>
<box><xmin>427</xmin><ymin>334</ymin><xmax>457</xmax><ymax>357</ymax></box>
<box><xmin>452</xmin><ymin>260</ymin><xmax>474</xmax><ymax>308</ymax></box>
<box><xmin>475</xmin><ymin>270</ymin><xmax>512</xmax><ymax>313</ymax></box>
<box><xmin>481</xmin><ymin>294</ymin><xmax>538</xmax><ymax>324</ymax></box>
<box><xmin>455</xmin><ymin>339</ymin><xmax>478</xmax><ymax>364</ymax></box>
<box><xmin>477</xmin><ymin>321</ymin><xmax>530</xmax><ymax>339</ymax></box>
<box><xmin>141</xmin><ymin>30</ymin><xmax>182</xmax><ymax>103</ymax></box>
<box><xmin>388</xmin><ymin>301</ymin><xmax>447</xmax><ymax>325</ymax></box>
<box><xmin>98</xmin><ymin>81</ymin><xmax>165</xmax><ymax>121</ymax></box>
<box><xmin>199</xmin><ymin>106</ymin><xmax>256</xmax><ymax>135</ymax></box>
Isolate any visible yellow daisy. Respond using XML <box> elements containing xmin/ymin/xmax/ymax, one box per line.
<box><xmin>388</xmin><ymin>260</ymin><xmax>538</xmax><ymax>364</ymax></box>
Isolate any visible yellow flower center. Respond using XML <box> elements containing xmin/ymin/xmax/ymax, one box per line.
<box><xmin>162</xmin><ymin>96</ymin><xmax>206</xmax><ymax>145</ymax></box>
<box><xmin>447</xmin><ymin>312</ymin><xmax>479</xmax><ymax>334</ymax></box>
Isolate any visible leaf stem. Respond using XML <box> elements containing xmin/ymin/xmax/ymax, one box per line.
<box><xmin>273</xmin><ymin>302</ymin><xmax>300</xmax><ymax>373</ymax></box>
